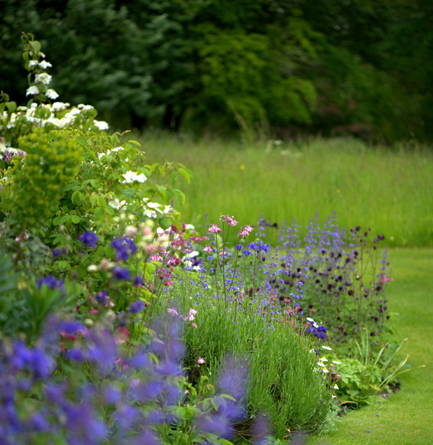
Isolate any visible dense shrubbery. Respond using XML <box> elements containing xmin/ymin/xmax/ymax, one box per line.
<box><xmin>0</xmin><ymin>34</ymin><xmax>415</xmax><ymax>444</ymax></box>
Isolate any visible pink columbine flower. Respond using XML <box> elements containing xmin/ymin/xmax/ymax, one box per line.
<box><xmin>185</xmin><ymin>308</ymin><xmax>198</xmax><ymax>321</ymax></box>
<box><xmin>208</xmin><ymin>224</ymin><xmax>221</xmax><ymax>234</ymax></box>
<box><xmin>203</xmin><ymin>245</ymin><xmax>212</xmax><ymax>254</ymax></box>
<box><xmin>238</xmin><ymin>225</ymin><xmax>253</xmax><ymax>237</ymax></box>
<box><xmin>167</xmin><ymin>308</ymin><xmax>179</xmax><ymax>316</ymax></box>
<box><xmin>198</xmin><ymin>357</ymin><xmax>205</xmax><ymax>365</ymax></box>
<box><xmin>380</xmin><ymin>274</ymin><xmax>393</xmax><ymax>285</ymax></box>
<box><xmin>192</xmin><ymin>323</ymin><xmax>197</xmax><ymax>329</ymax></box>
<box><xmin>221</xmin><ymin>215</ymin><xmax>238</xmax><ymax>226</ymax></box>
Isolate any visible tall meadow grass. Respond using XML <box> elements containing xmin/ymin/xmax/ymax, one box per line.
<box><xmin>137</xmin><ymin>132</ymin><xmax>433</xmax><ymax>247</ymax></box>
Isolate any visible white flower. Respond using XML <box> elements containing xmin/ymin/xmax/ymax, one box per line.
<box><xmin>184</xmin><ymin>224</ymin><xmax>195</xmax><ymax>230</ymax></box>
<box><xmin>26</xmin><ymin>86</ymin><xmax>40</xmax><ymax>96</ymax></box>
<box><xmin>317</xmin><ymin>362</ymin><xmax>325</xmax><ymax>367</ymax></box>
<box><xmin>144</xmin><ymin>210</ymin><xmax>158</xmax><ymax>219</ymax></box>
<box><xmin>322</xmin><ymin>346</ymin><xmax>332</xmax><ymax>351</ymax></box>
<box><xmin>45</xmin><ymin>89</ymin><xmax>59</xmax><ymax>100</ymax></box>
<box><xmin>123</xmin><ymin>171</ymin><xmax>147</xmax><ymax>183</ymax></box>
<box><xmin>332</xmin><ymin>395</ymin><xmax>336</xmax><ymax>399</ymax></box>
<box><xmin>322</xmin><ymin>368</ymin><xmax>329</xmax><ymax>374</ymax></box>
<box><xmin>109</xmin><ymin>198</ymin><xmax>126</xmax><ymax>210</ymax></box>
<box><xmin>28</xmin><ymin>60</ymin><xmax>38</xmax><ymax>67</ymax></box>
<box><xmin>319</xmin><ymin>357</ymin><xmax>328</xmax><ymax>362</ymax></box>
<box><xmin>93</xmin><ymin>120</ymin><xmax>109</xmax><ymax>131</ymax></box>
<box><xmin>38</xmin><ymin>52</ymin><xmax>46</xmax><ymax>58</ymax></box>
<box><xmin>306</xmin><ymin>317</ymin><xmax>315</xmax><ymax>323</ymax></box>
<box><xmin>334</xmin><ymin>385</ymin><xmax>339</xmax><ymax>390</ymax></box>
<box><xmin>52</xmin><ymin>102</ymin><xmax>69</xmax><ymax>111</ymax></box>
<box><xmin>39</xmin><ymin>60</ymin><xmax>52</xmax><ymax>69</ymax></box>
<box><xmin>332</xmin><ymin>360</ymin><xmax>341</xmax><ymax>364</ymax></box>
<box><xmin>183</xmin><ymin>251</ymin><xmax>199</xmax><ymax>263</ymax></box>
<box><xmin>35</xmin><ymin>73</ymin><xmax>52</xmax><ymax>85</ymax></box>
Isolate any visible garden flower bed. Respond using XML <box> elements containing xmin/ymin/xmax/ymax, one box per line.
<box><xmin>0</xmin><ymin>34</ymin><xmax>415</xmax><ymax>444</ymax></box>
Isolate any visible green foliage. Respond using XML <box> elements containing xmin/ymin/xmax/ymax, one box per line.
<box><xmin>333</xmin><ymin>330</ymin><xmax>423</xmax><ymax>408</ymax></box>
<box><xmin>169</xmin><ymin>277</ymin><xmax>331</xmax><ymax>439</ymax></box>
<box><xmin>3</xmin><ymin>0</ymin><xmax>431</xmax><ymax>141</ymax></box>
<box><xmin>0</xmin><ymin>253</ymin><xmax>76</xmax><ymax>341</ymax></box>
<box><xmin>1</xmin><ymin>129</ymin><xmax>83</xmax><ymax>231</ymax></box>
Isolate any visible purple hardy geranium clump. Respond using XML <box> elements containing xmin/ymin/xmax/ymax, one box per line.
<box><xmin>0</xmin><ymin>313</ymin><xmax>246</xmax><ymax>445</ymax></box>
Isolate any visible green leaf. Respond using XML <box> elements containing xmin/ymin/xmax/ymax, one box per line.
<box><xmin>5</xmin><ymin>102</ymin><xmax>17</xmax><ymax>113</ymax></box>
<box><xmin>60</xmin><ymin>215</ymin><xmax>70</xmax><ymax>224</ymax></box>
<box><xmin>71</xmin><ymin>215</ymin><xmax>80</xmax><ymax>224</ymax></box>
<box><xmin>30</xmin><ymin>40</ymin><xmax>41</xmax><ymax>53</ymax></box>
<box><xmin>76</xmin><ymin>137</ymin><xmax>89</xmax><ymax>148</ymax></box>
<box><xmin>159</xmin><ymin>217</ymin><xmax>172</xmax><ymax>230</ymax></box>
<box><xmin>179</xmin><ymin>168</ymin><xmax>191</xmax><ymax>184</ymax></box>
<box><xmin>94</xmin><ymin>207</ymin><xmax>105</xmax><ymax>220</ymax></box>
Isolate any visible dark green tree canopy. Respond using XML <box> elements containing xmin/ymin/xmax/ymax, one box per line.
<box><xmin>1</xmin><ymin>0</ymin><xmax>431</xmax><ymax>142</ymax></box>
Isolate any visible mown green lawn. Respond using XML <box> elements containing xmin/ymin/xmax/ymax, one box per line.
<box><xmin>307</xmin><ymin>248</ymin><xmax>433</xmax><ymax>445</ymax></box>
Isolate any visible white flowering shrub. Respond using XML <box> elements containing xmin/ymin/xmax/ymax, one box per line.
<box><xmin>0</xmin><ymin>33</ymin><xmax>109</xmax><ymax>151</ymax></box>
<box><xmin>0</xmin><ymin>33</ymin><xmax>193</xmax><ymax>280</ymax></box>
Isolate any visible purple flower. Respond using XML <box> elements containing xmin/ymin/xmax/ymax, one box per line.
<box><xmin>113</xmin><ymin>405</ymin><xmax>140</xmax><ymax>430</ymax></box>
<box><xmin>129</xmin><ymin>300</ymin><xmax>144</xmax><ymax>313</ymax></box>
<box><xmin>59</xmin><ymin>320</ymin><xmax>85</xmax><ymax>335</ymax></box>
<box><xmin>37</xmin><ymin>275</ymin><xmax>64</xmax><ymax>290</ymax></box>
<box><xmin>111</xmin><ymin>237</ymin><xmax>137</xmax><ymax>262</ymax></box>
<box><xmin>113</xmin><ymin>266</ymin><xmax>131</xmax><ymax>281</ymax></box>
<box><xmin>103</xmin><ymin>385</ymin><xmax>121</xmax><ymax>404</ymax></box>
<box><xmin>86</xmin><ymin>329</ymin><xmax>117</xmax><ymax>374</ymax></box>
<box><xmin>198</xmin><ymin>414</ymin><xmax>234</xmax><ymax>439</ymax></box>
<box><xmin>66</xmin><ymin>348</ymin><xmax>84</xmax><ymax>362</ymax></box>
<box><xmin>96</xmin><ymin>290</ymin><xmax>109</xmax><ymax>304</ymax></box>
<box><xmin>79</xmin><ymin>231</ymin><xmax>99</xmax><ymax>248</ymax></box>
<box><xmin>129</xmin><ymin>429</ymin><xmax>160</xmax><ymax>445</ymax></box>
<box><xmin>130</xmin><ymin>381</ymin><xmax>163</xmax><ymax>403</ymax></box>
<box><xmin>133</xmin><ymin>275</ymin><xmax>144</xmax><ymax>287</ymax></box>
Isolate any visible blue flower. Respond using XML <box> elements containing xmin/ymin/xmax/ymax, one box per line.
<box><xmin>235</xmin><ymin>244</ymin><xmax>243</xmax><ymax>251</ymax></box>
<box><xmin>79</xmin><ymin>231</ymin><xmax>99</xmax><ymax>248</ymax></box>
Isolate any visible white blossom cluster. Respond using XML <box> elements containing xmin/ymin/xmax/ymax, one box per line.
<box><xmin>1</xmin><ymin>102</ymin><xmax>109</xmax><ymax>132</ymax></box>
<box><xmin>1</xmin><ymin>53</ymin><xmax>109</xmax><ymax>133</ymax></box>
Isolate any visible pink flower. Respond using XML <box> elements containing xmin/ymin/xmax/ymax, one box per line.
<box><xmin>130</xmin><ymin>378</ymin><xmax>140</xmax><ymax>388</ymax></box>
<box><xmin>90</xmin><ymin>309</ymin><xmax>99</xmax><ymax>315</ymax></box>
<box><xmin>198</xmin><ymin>357</ymin><xmax>205</xmax><ymax>365</ymax></box>
<box><xmin>184</xmin><ymin>389</ymin><xmax>189</xmax><ymax>394</ymax></box>
<box><xmin>380</xmin><ymin>274</ymin><xmax>393</xmax><ymax>285</ymax></box>
<box><xmin>185</xmin><ymin>308</ymin><xmax>198</xmax><ymax>321</ymax></box>
<box><xmin>203</xmin><ymin>245</ymin><xmax>212</xmax><ymax>254</ymax></box>
<box><xmin>238</xmin><ymin>225</ymin><xmax>253</xmax><ymax>237</ymax></box>
<box><xmin>221</xmin><ymin>215</ymin><xmax>238</xmax><ymax>226</ymax></box>
<box><xmin>192</xmin><ymin>323</ymin><xmax>197</xmax><ymax>329</ymax></box>
<box><xmin>150</xmin><ymin>254</ymin><xmax>162</xmax><ymax>261</ymax></box>
<box><xmin>167</xmin><ymin>308</ymin><xmax>179</xmax><ymax>316</ymax></box>
<box><xmin>208</xmin><ymin>224</ymin><xmax>221</xmax><ymax>234</ymax></box>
